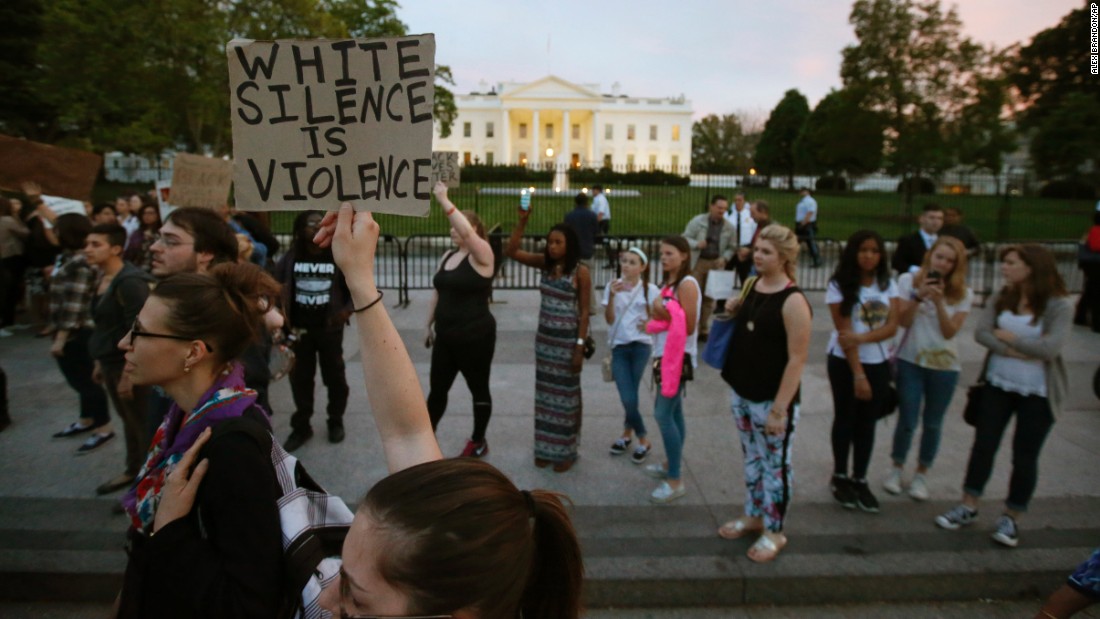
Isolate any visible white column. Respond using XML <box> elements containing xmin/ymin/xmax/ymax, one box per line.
<box><xmin>591</xmin><ymin>110</ymin><xmax>600</xmax><ymax>166</ymax></box>
<box><xmin>501</xmin><ymin>109</ymin><xmax>511</xmax><ymax>163</ymax></box>
<box><xmin>531</xmin><ymin>110</ymin><xmax>540</xmax><ymax>168</ymax></box>
<box><xmin>561</xmin><ymin>109</ymin><xmax>571</xmax><ymax>166</ymax></box>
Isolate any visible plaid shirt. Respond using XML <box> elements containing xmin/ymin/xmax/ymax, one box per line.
<box><xmin>49</xmin><ymin>252</ymin><xmax>98</xmax><ymax>331</ymax></box>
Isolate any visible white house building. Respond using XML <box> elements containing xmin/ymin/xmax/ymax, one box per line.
<box><xmin>432</xmin><ymin>75</ymin><xmax>693</xmax><ymax>172</ymax></box>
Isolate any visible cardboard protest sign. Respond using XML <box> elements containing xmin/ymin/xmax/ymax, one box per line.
<box><xmin>170</xmin><ymin>153</ymin><xmax>234</xmax><ymax>209</ymax></box>
<box><xmin>0</xmin><ymin>134</ymin><xmax>102</xmax><ymax>200</ymax></box>
<box><xmin>430</xmin><ymin>151</ymin><xmax>460</xmax><ymax>188</ymax></box>
<box><xmin>227</xmin><ymin>35</ymin><xmax>436</xmax><ymax>216</ymax></box>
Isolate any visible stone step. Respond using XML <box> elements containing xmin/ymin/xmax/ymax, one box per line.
<box><xmin>0</xmin><ymin>496</ymin><xmax>1094</xmax><ymax>606</ymax></box>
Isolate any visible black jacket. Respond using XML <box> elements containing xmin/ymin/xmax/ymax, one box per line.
<box><xmin>892</xmin><ymin>232</ymin><xmax>929</xmax><ymax>275</ymax></box>
<box><xmin>89</xmin><ymin>262</ymin><xmax>155</xmax><ymax>366</ymax></box>
<box><xmin>118</xmin><ymin>412</ymin><xmax>283</xmax><ymax>618</ymax></box>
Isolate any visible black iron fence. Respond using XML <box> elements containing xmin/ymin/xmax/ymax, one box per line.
<box><xmin>309</xmin><ymin>234</ymin><xmax>1085</xmax><ymax>308</ymax></box>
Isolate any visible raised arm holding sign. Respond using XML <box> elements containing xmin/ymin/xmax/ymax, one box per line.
<box><xmin>227</xmin><ymin>35</ymin><xmax>436</xmax><ymax>215</ymax></box>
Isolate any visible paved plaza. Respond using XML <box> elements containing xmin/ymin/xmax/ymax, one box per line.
<box><xmin>1</xmin><ymin>289</ymin><xmax>1098</xmax><ymax>608</ymax></box>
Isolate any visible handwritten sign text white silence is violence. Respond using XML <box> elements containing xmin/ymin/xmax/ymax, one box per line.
<box><xmin>227</xmin><ymin>35</ymin><xmax>435</xmax><ymax>215</ymax></box>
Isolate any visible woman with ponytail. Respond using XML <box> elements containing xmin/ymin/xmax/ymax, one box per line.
<box><xmin>115</xmin><ymin>261</ymin><xmax>285</xmax><ymax>617</ymax></box>
<box><xmin>302</xmin><ymin>204</ymin><xmax>583</xmax><ymax>618</ymax></box>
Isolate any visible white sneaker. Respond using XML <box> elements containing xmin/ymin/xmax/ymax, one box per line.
<box><xmin>908</xmin><ymin>474</ymin><xmax>930</xmax><ymax>501</ymax></box>
<box><xmin>0</xmin><ymin>328</ymin><xmax>12</xmax><ymax>338</ymax></box>
<box><xmin>643</xmin><ymin>463</ymin><xmax>668</xmax><ymax>479</ymax></box>
<box><xmin>649</xmin><ymin>481</ymin><xmax>686</xmax><ymax>504</ymax></box>
<box><xmin>883</xmin><ymin>468</ymin><xmax>903</xmax><ymax>495</ymax></box>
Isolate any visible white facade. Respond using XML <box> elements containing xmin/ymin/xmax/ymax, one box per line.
<box><xmin>433</xmin><ymin>76</ymin><xmax>693</xmax><ymax>171</ymax></box>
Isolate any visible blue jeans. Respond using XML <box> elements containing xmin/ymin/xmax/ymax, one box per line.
<box><xmin>891</xmin><ymin>359</ymin><xmax>959</xmax><ymax>469</ymax></box>
<box><xmin>612</xmin><ymin>342</ymin><xmax>651</xmax><ymax>438</ymax></box>
<box><xmin>654</xmin><ymin>387</ymin><xmax>686</xmax><ymax>480</ymax></box>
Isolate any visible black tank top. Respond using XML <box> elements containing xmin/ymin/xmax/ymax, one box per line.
<box><xmin>432</xmin><ymin>251</ymin><xmax>495</xmax><ymax>339</ymax></box>
<box><xmin>721</xmin><ymin>283</ymin><xmax>806</xmax><ymax>404</ymax></box>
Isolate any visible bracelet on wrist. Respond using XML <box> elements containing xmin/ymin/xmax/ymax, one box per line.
<box><xmin>444</xmin><ymin>206</ymin><xmax>456</xmax><ymax>217</ymax></box>
<box><xmin>352</xmin><ymin>289</ymin><xmax>384</xmax><ymax>313</ymax></box>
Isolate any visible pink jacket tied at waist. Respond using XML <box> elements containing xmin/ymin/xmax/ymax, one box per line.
<box><xmin>646</xmin><ymin>285</ymin><xmax>687</xmax><ymax>397</ymax></box>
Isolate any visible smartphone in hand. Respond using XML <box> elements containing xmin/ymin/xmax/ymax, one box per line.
<box><xmin>520</xmin><ymin>188</ymin><xmax>532</xmax><ymax>211</ymax></box>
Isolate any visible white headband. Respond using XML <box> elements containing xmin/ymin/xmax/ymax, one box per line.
<box><xmin>626</xmin><ymin>247</ymin><xmax>648</xmax><ymax>266</ymax></box>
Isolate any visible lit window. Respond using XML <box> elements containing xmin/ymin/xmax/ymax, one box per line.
<box><xmin>605</xmin><ymin>124</ymin><xmax>613</xmax><ymax>140</ymax></box>
<box><xmin>572</xmin><ymin>124</ymin><xmax>580</xmax><ymax>140</ymax></box>
<box><xmin>486</xmin><ymin>122</ymin><xmax>494</xmax><ymax>138</ymax></box>
<box><xmin>519</xmin><ymin>123</ymin><xmax>528</xmax><ymax>139</ymax></box>
<box><xmin>603</xmin><ymin>154</ymin><xmax>612</xmax><ymax>168</ymax></box>
<box><xmin>671</xmin><ymin>125</ymin><xmax>680</xmax><ymax>142</ymax></box>
<box><xmin>463</xmin><ymin>122</ymin><xmax>471</xmax><ymax>138</ymax></box>
<box><xmin>571</xmin><ymin>153</ymin><xmax>580</xmax><ymax>168</ymax></box>
<box><xmin>649</xmin><ymin>125</ymin><xmax>657</xmax><ymax>140</ymax></box>
<box><xmin>463</xmin><ymin>152</ymin><xmax>471</xmax><ymax>165</ymax></box>
<box><xmin>519</xmin><ymin>152</ymin><xmax>527</xmax><ymax>165</ymax></box>
<box><xmin>627</xmin><ymin>125</ymin><xmax>635</xmax><ymax>140</ymax></box>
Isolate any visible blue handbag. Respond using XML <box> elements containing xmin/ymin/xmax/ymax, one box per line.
<box><xmin>701</xmin><ymin>314</ymin><xmax>735</xmax><ymax>369</ymax></box>
<box><xmin>701</xmin><ymin>276</ymin><xmax>757</xmax><ymax>369</ymax></box>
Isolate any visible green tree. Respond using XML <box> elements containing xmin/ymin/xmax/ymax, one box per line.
<box><xmin>1009</xmin><ymin>7</ymin><xmax>1100</xmax><ymax>181</ymax></box>
<box><xmin>16</xmin><ymin>0</ymin><xmax>457</xmax><ymax>155</ymax></box>
<box><xmin>1029</xmin><ymin>92</ymin><xmax>1100</xmax><ymax>180</ymax></box>
<box><xmin>691</xmin><ymin>113</ymin><xmax>756</xmax><ymax>173</ymax></box>
<box><xmin>952</xmin><ymin>76</ymin><xmax>1016</xmax><ymax>181</ymax></box>
<box><xmin>754</xmin><ymin>89</ymin><xmax>810</xmax><ymax>188</ymax></box>
<box><xmin>840</xmin><ymin>0</ymin><xmax>989</xmax><ymax>191</ymax></box>
<box><xmin>794</xmin><ymin>87</ymin><xmax>883</xmax><ymax>183</ymax></box>
<box><xmin>0</xmin><ymin>0</ymin><xmax>54</xmax><ymax>140</ymax></box>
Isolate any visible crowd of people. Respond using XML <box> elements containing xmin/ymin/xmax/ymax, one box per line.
<box><xmin>0</xmin><ymin>180</ymin><xmax>1096</xmax><ymax>616</ymax></box>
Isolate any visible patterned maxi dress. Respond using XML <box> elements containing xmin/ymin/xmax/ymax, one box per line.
<box><xmin>534</xmin><ymin>271</ymin><xmax>582</xmax><ymax>463</ymax></box>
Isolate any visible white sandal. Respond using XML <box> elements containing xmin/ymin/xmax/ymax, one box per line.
<box><xmin>718</xmin><ymin>518</ymin><xmax>763</xmax><ymax>540</ymax></box>
<box><xmin>747</xmin><ymin>532</ymin><xmax>787</xmax><ymax>563</ymax></box>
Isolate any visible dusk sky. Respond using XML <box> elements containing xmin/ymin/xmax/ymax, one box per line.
<box><xmin>397</xmin><ymin>0</ymin><xmax>1080</xmax><ymax>122</ymax></box>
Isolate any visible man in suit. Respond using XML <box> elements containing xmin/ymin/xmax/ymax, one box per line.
<box><xmin>892</xmin><ymin>203</ymin><xmax>944</xmax><ymax>275</ymax></box>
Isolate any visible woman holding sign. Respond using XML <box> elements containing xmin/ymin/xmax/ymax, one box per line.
<box><xmin>425</xmin><ymin>182</ymin><xmax>497</xmax><ymax>458</ymax></box>
<box><xmin>506</xmin><ymin>198</ymin><xmax>591</xmax><ymax>472</ymax></box>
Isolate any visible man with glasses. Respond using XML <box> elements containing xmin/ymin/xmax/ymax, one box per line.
<box><xmin>144</xmin><ymin>207</ymin><xmax>240</xmax><ymax>442</ymax></box>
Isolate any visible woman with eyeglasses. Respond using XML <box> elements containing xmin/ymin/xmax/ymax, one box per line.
<box><xmin>144</xmin><ymin>205</ymin><xmax>585</xmax><ymax>619</ymax></box>
<box><xmin>114</xmin><ymin>260</ymin><xmax>286</xmax><ymax>618</ymax></box>
<box><xmin>825</xmin><ymin>230</ymin><xmax>899</xmax><ymax>515</ymax></box>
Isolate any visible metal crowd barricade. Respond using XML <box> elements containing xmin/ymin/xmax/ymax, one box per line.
<box><xmin>384</xmin><ymin>235</ymin><xmax>1083</xmax><ymax>309</ymax></box>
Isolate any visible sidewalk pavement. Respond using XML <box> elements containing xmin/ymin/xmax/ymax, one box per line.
<box><xmin>1</xmin><ymin>289</ymin><xmax>1098</xmax><ymax>608</ymax></box>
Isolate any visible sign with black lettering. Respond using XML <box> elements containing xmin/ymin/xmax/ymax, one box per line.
<box><xmin>227</xmin><ymin>35</ymin><xmax>436</xmax><ymax>215</ymax></box>
<box><xmin>431</xmin><ymin>151</ymin><xmax>460</xmax><ymax>188</ymax></box>
<box><xmin>171</xmin><ymin>153</ymin><xmax>234</xmax><ymax>209</ymax></box>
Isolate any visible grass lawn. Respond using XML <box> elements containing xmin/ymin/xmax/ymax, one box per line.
<box><xmin>92</xmin><ymin>179</ymin><xmax>1096</xmax><ymax>242</ymax></box>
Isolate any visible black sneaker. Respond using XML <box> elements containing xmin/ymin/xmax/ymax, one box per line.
<box><xmin>283</xmin><ymin>429</ymin><xmax>313</xmax><ymax>452</ymax></box>
<box><xmin>852</xmin><ymin>479</ymin><xmax>880</xmax><ymax>513</ymax></box>
<box><xmin>631</xmin><ymin>443</ymin><xmax>652</xmax><ymax>464</ymax></box>
<box><xmin>935</xmin><ymin>504</ymin><xmax>979</xmax><ymax>530</ymax></box>
<box><xmin>991</xmin><ymin>514</ymin><xmax>1019</xmax><ymax>548</ymax></box>
<box><xmin>54</xmin><ymin>422</ymin><xmax>94</xmax><ymax>438</ymax></box>
<box><xmin>831</xmin><ymin>474</ymin><xmax>857</xmax><ymax>509</ymax></box>
<box><xmin>609</xmin><ymin>437</ymin><xmax>631</xmax><ymax>455</ymax></box>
